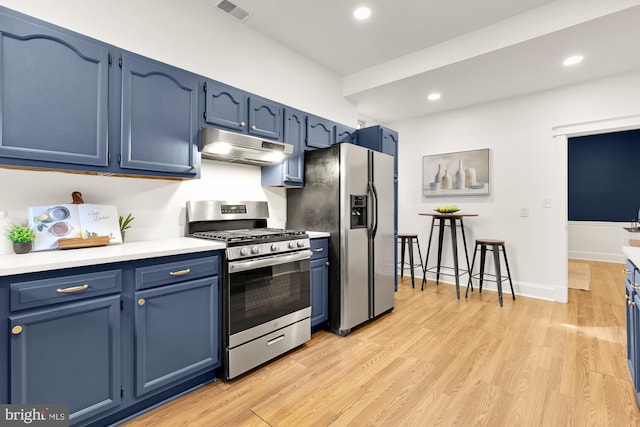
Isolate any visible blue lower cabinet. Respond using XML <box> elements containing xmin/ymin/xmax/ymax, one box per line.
<box><xmin>9</xmin><ymin>295</ymin><xmax>121</xmax><ymax>425</ymax></box>
<box><xmin>310</xmin><ymin>239</ymin><xmax>329</xmax><ymax>328</ymax></box>
<box><xmin>134</xmin><ymin>277</ymin><xmax>219</xmax><ymax>397</ymax></box>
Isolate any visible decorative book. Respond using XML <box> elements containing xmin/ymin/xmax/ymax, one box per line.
<box><xmin>28</xmin><ymin>204</ymin><xmax>122</xmax><ymax>251</ymax></box>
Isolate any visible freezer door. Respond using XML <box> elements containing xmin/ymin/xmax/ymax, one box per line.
<box><xmin>340</xmin><ymin>144</ymin><xmax>371</xmax><ymax>331</ymax></box>
<box><xmin>372</xmin><ymin>150</ymin><xmax>395</xmax><ymax>316</ymax></box>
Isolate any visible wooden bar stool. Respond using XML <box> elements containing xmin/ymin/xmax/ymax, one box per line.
<box><xmin>397</xmin><ymin>234</ymin><xmax>425</xmax><ymax>288</ymax></box>
<box><xmin>465</xmin><ymin>239</ymin><xmax>515</xmax><ymax>307</ymax></box>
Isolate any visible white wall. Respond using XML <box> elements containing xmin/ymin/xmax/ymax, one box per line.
<box><xmin>0</xmin><ymin>0</ymin><xmax>358</xmax><ymax>253</ymax></box>
<box><xmin>390</xmin><ymin>71</ymin><xmax>640</xmax><ymax>302</ymax></box>
<box><xmin>568</xmin><ymin>221</ymin><xmax>627</xmax><ymax>263</ymax></box>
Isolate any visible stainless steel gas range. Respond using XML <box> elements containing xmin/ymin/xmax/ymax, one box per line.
<box><xmin>186</xmin><ymin>200</ymin><xmax>312</xmax><ymax>380</ymax></box>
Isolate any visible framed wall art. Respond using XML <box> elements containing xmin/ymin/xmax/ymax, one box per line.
<box><xmin>422</xmin><ymin>148</ymin><xmax>490</xmax><ymax>197</ymax></box>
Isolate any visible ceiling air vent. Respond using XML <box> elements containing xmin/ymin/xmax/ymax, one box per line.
<box><xmin>216</xmin><ymin>0</ymin><xmax>250</xmax><ymax>22</ymax></box>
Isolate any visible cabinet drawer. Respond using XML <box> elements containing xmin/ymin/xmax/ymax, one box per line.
<box><xmin>135</xmin><ymin>256</ymin><xmax>219</xmax><ymax>290</ymax></box>
<box><xmin>310</xmin><ymin>238</ymin><xmax>328</xmax><ymax>260</ymax></box>
<box><xmin>10</xmin><ymin>270</ymin><xmax>122</xmax><ymax>311</ymax></box>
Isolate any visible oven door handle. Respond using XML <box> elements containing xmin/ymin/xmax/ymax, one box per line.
<box><xmin>228</xmin><ymin>250</ymin><xmax>313</xmax><ymax>273</ymax></box>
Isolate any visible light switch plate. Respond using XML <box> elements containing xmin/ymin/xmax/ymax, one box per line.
<box><xmin>543</xmin><ymin>198</ymin><xmax>552</xmax><ymax>208</ymax></box>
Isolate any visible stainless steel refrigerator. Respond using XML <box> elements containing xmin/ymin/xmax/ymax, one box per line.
<box><xmin>287</xmin><ymin>143</ymin><xmax>395</xmax><ymax>336</ymax></box>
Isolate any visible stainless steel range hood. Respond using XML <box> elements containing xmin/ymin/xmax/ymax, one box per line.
<box><xmin>200</xmin><ymin>127</ymin><xmax>293</xmax><ymax>166</ymax></box>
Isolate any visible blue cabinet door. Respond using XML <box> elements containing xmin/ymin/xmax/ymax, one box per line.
<box><xmin>248</xmin><ymin>97</ymin><xmax>282</xmax><ymax>140</ymax></box>
<box><xmin>310</xmin><ymin>239</ymin><xmax>329</xmax><ymax>328</ymax></box>
<box><xmin>310</xmin><ymin>258</ymin><xmax>329</xmax><ymax>328</ymax></box>
<box><xmin>9</xmin><ymin>295</ymin><xmax>121</xmax><ymax>425</ymax></box>
<box><xmin>306</xmin><ymin>114</ymin><xmax>333</xmax><ymax>150</ymax></box>
<box><xmin>261</xmin><ymin>108</ymin><xmax>304</xmax><ymax>187</ymax></box>
<box><xmin>335</xmin><ymin>124</ymin><xmax>357</xmax><ymax>144</ymax></box>
<box><xmin>633</xmin><ymin>290</ymin><xmax>640</xmax><ymax>406</ymax></box>
<box><xmin>203</xmin><ymin>80</ymin><xmax>247</xmax><ymax>132</ymax></box>
<box><xmin>134</xmin><ymin>276</ymin><xmax>219</xmax><ymax>398</ymax></box>
<box><xmin>0</xmin><ymin>8</ymin><xmax>109</xmax><ymax>169</ymax></box>
<box><xmin>119</xmin><ymin>53</ymin><xmax>199</xmax><ymax>176</ymax></box>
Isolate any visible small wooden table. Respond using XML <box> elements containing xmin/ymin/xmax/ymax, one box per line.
<box><xmin>418</xmin><ymin>212</ymin><xmax>478</xmax><ymax>298</ymax></box>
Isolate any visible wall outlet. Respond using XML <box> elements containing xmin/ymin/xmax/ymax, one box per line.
<box><xmin>543</xmin><ymin>198</ymin><xmax>552</xmax><ymax>208</ymax></box>
<box><xmin>520</xmin><ymin>207</ymin><xmax>529</xmax><ymax>217</ymax></box>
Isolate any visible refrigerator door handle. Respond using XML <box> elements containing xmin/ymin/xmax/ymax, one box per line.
<box><xmin>368</xmin><ymin>181</ymin><xmax>379</xmax><ymax>238</ymax></box>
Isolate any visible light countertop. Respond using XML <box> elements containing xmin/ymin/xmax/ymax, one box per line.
<box><xmin>307</xmin><ymin>231</ymin><xmax>330</xmax><ymax>238</ymax></box>
<box><xmin>2</xmin><ymin>232</ymin><xmax>329</xmax><ymax>277</ymax></box>
<box><xmin>623</xmin><ymin>246</ymin><xmax>640</xmax><ymax>267</ymax></box>
<box><xmin>0</xmin><ymin>237</ymin><xmax>225</xmax><ymax>277</ymax></box>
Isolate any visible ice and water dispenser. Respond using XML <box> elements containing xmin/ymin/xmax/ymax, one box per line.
<box><xmin>350</xmin><ymin>195</ymin><xmax>367</xmax><ymax>229</ymax></box>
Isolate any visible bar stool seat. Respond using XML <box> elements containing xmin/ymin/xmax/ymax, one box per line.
<box><xmin>397</xmin><ymin>234</ymin><xmax>425</xmax><ymax>288</ymax></box>
<box><xmin>465</xmin><ymin>238</ymin><xmax>515</xmax><ymax>307</ymax></box>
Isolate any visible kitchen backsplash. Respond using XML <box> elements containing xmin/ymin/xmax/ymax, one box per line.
<box><xmin>0</xmin><ymin>161</ymin><xmax>286</xmax><ymax>252</ymax></box>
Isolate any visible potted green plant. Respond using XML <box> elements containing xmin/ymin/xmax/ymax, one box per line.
<box><xmin>7</xmin><ymin>224</ymin><xmax>36</xmax><ymax>254</ymax></box>
<box><xmin>119</xmin><ymin>213</ymin><xmax>134</xmax><ymax>242</ymax></box>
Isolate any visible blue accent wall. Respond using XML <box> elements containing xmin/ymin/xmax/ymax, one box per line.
<box><xmin>568</xmin><ymin>129</ymin><xmax>640</xmax><ymax>221</ymax></box>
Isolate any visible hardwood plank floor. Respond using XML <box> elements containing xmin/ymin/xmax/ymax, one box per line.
<box><xmin>123</xmin><ymin>261</ymin><xmax>640</xmax><ymax>426</ymax></box>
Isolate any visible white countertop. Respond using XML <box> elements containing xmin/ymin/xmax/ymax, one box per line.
<box><xmin>623</xmin><ymin>246</ymin><xmax>640</xmax><ymax>267</ymax></box>
<box><xmin>1</xmin><ymin>232</ymin><xmax>329</xmax><ymax>277</ymax></box>
<box><xmin>307</xmin><ymin>231</ymin><xmax>330</xmax><ymax>238</ymax></box>
<box><xmin>0</xmin><ymin>237</ymin><xmax>225</xmax><ymax>277</ymax></box>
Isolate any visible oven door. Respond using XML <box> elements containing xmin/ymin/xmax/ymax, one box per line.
<box><xmin>226</xmin><ymin>250</ymin><xmax>312</xmax><ymax>343</ymax></box>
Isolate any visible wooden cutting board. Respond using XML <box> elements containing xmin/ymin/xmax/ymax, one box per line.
<box><xmin>58</xmin><ymin>236</ymin><xmax>110</xmax><ymax>250</ymax></box>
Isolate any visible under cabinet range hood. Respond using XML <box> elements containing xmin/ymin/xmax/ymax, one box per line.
<box><xmin>200</xmin><ymin>127</ymin><xmax>293</xmax><ymax>166</ymax></box>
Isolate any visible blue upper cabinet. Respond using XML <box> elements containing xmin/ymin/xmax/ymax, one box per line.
<box><xmin>203</xmin><ymin>80</ymin><xmax>247</xmax><ymax>132</ymax></box>
<box><xmin>356</xmin><ymin>125</ymin><xmax>398</xmax><ymax>176</ymax></box>
<box><xmin>0</xmin><ymin>8</ymin><xmax>109</xmax><ymax>170</ymax></box>
<box><xmin>305</xmin><ymin>114</ymin><xmax>333</xmax><ymax>150</ymax></box>
<box><xmin>262</xmin><ymin>107</ymin><xmax>305</xmax><ymax>187</ymax></box>
<box><xmin>118</xmin><ymin>53</ymin><xmax>200</xmax><ymax>177</ymax></box>
<box><xmin>335</xmin><ymin>124</ymin><xmax>357</xmax><ymax>145</ymax></box>
<box><xmin>248</xmin><ymin>96</ymin><xmax>282</xmax><ymax>140</ymax></box>
<box><xmin>203</xmin><ymin>81</ymin><xmax>283</xmax><ymax>141</ymax></box>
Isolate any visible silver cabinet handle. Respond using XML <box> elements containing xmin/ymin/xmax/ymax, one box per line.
<box><xmin>313</xmin><ymin>248</ymin><xmax>324</xmax><ymax>252</ymax></box>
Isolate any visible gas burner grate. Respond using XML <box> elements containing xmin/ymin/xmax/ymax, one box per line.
<box><xmin>190</xmin><ymin>228</ymin><xmax>307</xmax><ymax>243</ymax></box>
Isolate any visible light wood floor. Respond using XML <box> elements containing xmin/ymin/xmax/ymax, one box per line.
<box><xmin>124</xmin><ymin>261</ymin><xmax>640</xmax><ymax>426</ymax></box>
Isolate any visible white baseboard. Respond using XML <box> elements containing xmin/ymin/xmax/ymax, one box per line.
<box><xmin>568</xmin><ymin>250</ymin><xmax>625</xmax><ymax>264</ymax></box>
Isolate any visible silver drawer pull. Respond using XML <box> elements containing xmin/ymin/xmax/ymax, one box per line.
<box><xmin>313</xmin><ymin>248</ymin><xmax>324</xmax><ymax>252</ymax></box>
<box><xmin>169</xmin><ymin>268</ymin><xmax>191</xmax><ymax>276</ymax></box>
<box><xmin>624</xmin><ymin>269</ymin><xmax>632</xmax><ymax>274</ymax></box>
<box><xmin>267</xmin><ymin>335</ymin><xmax>285</xmax><ymax>346</ymax></box>
<box><xmin>57</xmin><ymin>284</ymin><xmax>89</xmax><ymax>293</ymax></box>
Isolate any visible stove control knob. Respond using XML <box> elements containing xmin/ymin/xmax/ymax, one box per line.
<box><xmin>297</xmin><ymin>240</ymin><xmax>305</xmax><ymax>248</ymax></box>
<box><xmin>251</xmin><ymin>246</ymin><xmax>260</xmax><ymax>254</ymax></box>
<box><xmin>288</xmin><ymin>241</ymin><xmax>296</xmax><ymax>249</ymax></box>
<box><xmin>271</xmin><ymin>244</ymin><xmax>279</xmax><ymax>252</ymax></box>
<box><xmin>240</xmin><ymin>248</ymin><xmax>249</xmax><ymax>256</ymax></box>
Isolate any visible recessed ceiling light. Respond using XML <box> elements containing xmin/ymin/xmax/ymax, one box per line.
<box><xmin>427</xmin><ymin>93</ymin><xmax>441</xmax><ymax>101</ymax></box>
<box><xmin>563</xmin><ymin>55</ymin><xmax>584</xmax><ymax>66</ymax></box>
<box><xmin>353</xmin><ymin>6</ymin><xmax>371</xmax><ymax>20</ymax></box>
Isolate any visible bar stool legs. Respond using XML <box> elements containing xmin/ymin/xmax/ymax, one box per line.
<box><xmin>397</xmin><ymin>234</ymin><xmax>425</xmax><ymax>288</ymax></box>
<box><xmin>465</xmin><ymin>239</ymin><xmax>515</xmax><ymax>307</ymax></box>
